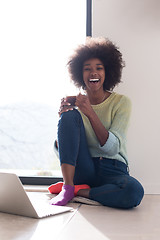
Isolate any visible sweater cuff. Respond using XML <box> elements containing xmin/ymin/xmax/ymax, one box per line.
<box><xmin>99</xmin><ymin>131</ymin><xmax>119</xmax><ymax>156</ymax></box>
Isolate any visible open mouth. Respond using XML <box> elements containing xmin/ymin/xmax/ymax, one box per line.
<box><xmin>89</xmin><ymin>78</ymin><xmax>100</xmax><ymax>83</ymax></box>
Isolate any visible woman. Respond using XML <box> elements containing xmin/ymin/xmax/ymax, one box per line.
<box><xmin>48</xmin><ymin>37</ymin><xmax>144</xmax><ymax>208</ymax></box>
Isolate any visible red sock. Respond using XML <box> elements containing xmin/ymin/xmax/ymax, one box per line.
<box><xmin>74</xmin><ymin>184</ymin><xmax>90</xmax><ymax>196</ymax></box>
<box><xmin>48</xmin><ymin>182</ymin><xmax>63</xmax><ymax>194</ymax></box>
<box><xmin>48</xmin><ymin>182</ymin><xmax>90</xmax><ymax>196</ymax></box>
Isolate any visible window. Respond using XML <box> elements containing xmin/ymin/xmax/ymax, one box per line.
<box><xmin>0</xmin><ymin>0</ymin><xmax>92</xmax><ymax>184</ymax></box>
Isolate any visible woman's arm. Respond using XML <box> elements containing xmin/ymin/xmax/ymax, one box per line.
<box><xmin>76</xmin><ymin>93</ymin><xmax>131</xmax><ymax>157</ymax></box>
<box><xmin>87</xmin><ymin>109</ymin><xmax>109</xmax><ymax>146</ymax></box>
<box><xmin>76</xmin><ymin>94</ymin><xmax>109</xmax><ymax>146</ymax></box>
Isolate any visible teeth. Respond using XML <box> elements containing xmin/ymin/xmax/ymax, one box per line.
<box><xmin>89</xmin><ymin>78</ymin><xmax>99</xmax><ymax>82</ymax></box>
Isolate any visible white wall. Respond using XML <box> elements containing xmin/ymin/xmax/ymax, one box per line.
<box><xmin>93</xmin><ymin>0</ymin><xmax>160</xmax><ymax>194</ymax></box>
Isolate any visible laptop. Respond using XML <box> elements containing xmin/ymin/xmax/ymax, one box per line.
<box><xmin>0</xmin><ymin>172</ymin><xmax>73</xmax><ymax>219</ymax></box>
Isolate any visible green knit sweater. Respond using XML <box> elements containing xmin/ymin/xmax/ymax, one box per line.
<box><xmin>79</xmin><ymin>92</ymin><xmax>132</xmax><ymax>165</ymax></box>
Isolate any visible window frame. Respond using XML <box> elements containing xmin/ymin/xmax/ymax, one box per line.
<box><xmin>20</xmin><ymin>0</ymin><xmax>92</xmax><ymax>185</ymax></box>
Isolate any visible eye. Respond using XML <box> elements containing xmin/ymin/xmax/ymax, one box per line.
<box><xmin>97</xmin><ymin>67</ymin><xmax>104</xmax><ymax>70</ymax></box>
<box><xmin>83</xmin><ymin>67</ymin><xmax>91</xmax><ymax>71</ymax></box>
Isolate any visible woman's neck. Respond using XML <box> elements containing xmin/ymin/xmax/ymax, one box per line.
<box><xmin>86</xmin><ymin>90</ymin><xmax>111</xmax><ymax>105</ymax></box>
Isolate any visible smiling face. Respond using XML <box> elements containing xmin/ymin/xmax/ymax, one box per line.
<box><xmin>82</xmin><ymin>58</ymin><xmax>105</xmax><ymax>94</ymax></box>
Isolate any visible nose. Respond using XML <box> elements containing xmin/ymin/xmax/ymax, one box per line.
<box><xmin>90</xmin><ymin>70</ymin><xmax>98</xmax><ymax>78</ymax></box>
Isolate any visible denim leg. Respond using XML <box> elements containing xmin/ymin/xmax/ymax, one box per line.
<box><xmin>57</xmin><ymin>109</ymin><xmax>96</xmax><ymax>186</ymax></box>
<box><xmin>89</xmin><ymin>159</ymin><xmax>144</xmax><ymax>209</ymax></box>
<box><xmin>58</xmin><ymin>110</ymin><xmax>144</xmax><ymax>208</ymax></box>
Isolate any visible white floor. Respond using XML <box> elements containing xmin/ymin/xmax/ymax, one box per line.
<box><xmin>0</xmin><ymin>190</ymin><xmax>160</xmax><ymax>240</ymax></box>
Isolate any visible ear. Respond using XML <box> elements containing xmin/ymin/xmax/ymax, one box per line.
<box><xmin>81</xmin><ymin>79</ymin><xmax>86</xmax><ymax>90</ymax></box>
<box><xmin>82</xmin><ymin>84</ymin><xmax>86</xmax><ymax>90</ymax></box>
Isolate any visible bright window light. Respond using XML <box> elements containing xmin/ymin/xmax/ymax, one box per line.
<box><xmin>0</xmin><ymin>0</ymin><xmax>86</xmax><ymax>176</ymax></box>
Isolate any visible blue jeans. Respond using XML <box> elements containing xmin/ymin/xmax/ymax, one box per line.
<box><xmin>57</xmin><ymin>109</ymin><xmax>144</xmax><ymax>209</ymax></box>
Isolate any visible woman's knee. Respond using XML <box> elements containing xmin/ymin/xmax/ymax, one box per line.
<box><xmin>122</xmin><ymin>176</ymin><xmax>144</xmax><ymax>209</ymax></box>
<box><xmin>60</xmin><ymin>109</ymin><xmax>82</xmax><ymax>126</ymax></box>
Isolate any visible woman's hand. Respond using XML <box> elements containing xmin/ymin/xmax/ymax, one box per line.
<box><xmin>75</xmin><ymin>93</ymin><xmax>94</xmax><ymax>117</ymax></box>
<box><xmin>58</xmin><ymin>97</ymin><xmax>74</xmax><ymax>117</ymax></box>
<box><xmin>58</xmin><ymin>93</ymin><xmax>94</xmax><ymax>119</ymax></box>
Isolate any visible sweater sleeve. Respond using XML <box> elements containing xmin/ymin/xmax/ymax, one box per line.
<box><xmin>99</xmin><ymin>131</ymin><xmax>120</xmax><ymax>156</ymax></box>
<box><xmin>99</xmin><ymin>96</ymin><xmax>132</xmax><ymax>156</ymax></box>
